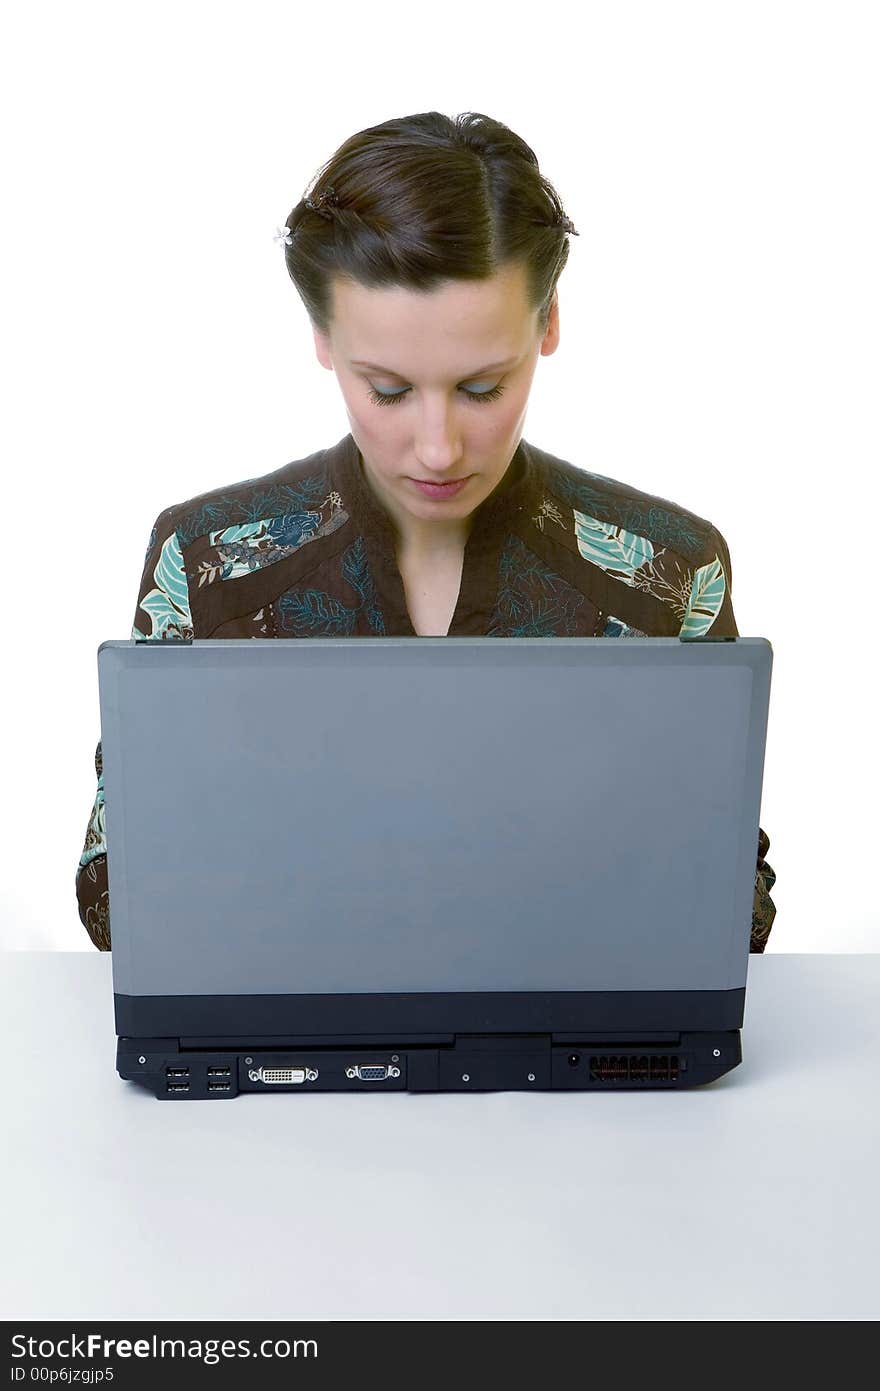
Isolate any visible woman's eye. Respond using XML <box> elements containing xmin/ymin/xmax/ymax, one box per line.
<box><xmin>367</xmin><ymin>383</ymin><xmax>506</xmax><ymax>407</ymax></box>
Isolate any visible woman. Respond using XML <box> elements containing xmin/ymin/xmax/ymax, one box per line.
<box><xmin>76</xmin><ymin>109</ymin><xmax>776</xmax><ymax>952</ymax></box>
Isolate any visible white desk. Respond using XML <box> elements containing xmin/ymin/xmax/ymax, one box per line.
<box><xmin>1</xmin><ymin>952</ymin><xmax>877</xmax><ymax>1321</ymax></box>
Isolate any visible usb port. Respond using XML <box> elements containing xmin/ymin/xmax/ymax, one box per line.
<box><xmin>207</xmin><ymin>1067</ymin><xmax>231</xmax><ymax>1077</ymax></box>
<box><xmin>166</xmin><ymin>1067</ymin><xmax>189</xmax><ymax>1078</ymax></box>
<box><xmin>167</xmin><ymin>1083</ymin><xmax>190</xmax><ymax>1092</ymax></box>
<box><xmin>208</xmin><ymin>1083</ymin><xmax>230</xmax><ymax>1092</ymax></box>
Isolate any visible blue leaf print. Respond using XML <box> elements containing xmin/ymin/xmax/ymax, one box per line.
<box><xmin>679</xmin><ymin>554</ymin><xmax>726</xmax><ymax>636</ymax></box>
<box><xmin>573</xmin><ymin>509</ymin><xmax>655</xmax><ymax>581</ymax></box>
<box><xmin>138</xmin><ymin>531</ymin><xmax>193</xmax><ymax>638</ymax></box>
<box><xmin>275</xmin><ymin>587</ymin><xmax>358</xmax><ymax>636</ymax></box>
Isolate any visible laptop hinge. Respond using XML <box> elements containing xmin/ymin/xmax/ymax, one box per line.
<box><xmin>552</xmin><ymin>1031</ymin><xmax>682</xmax><ymax>1045</ymax></box>
<box><xmin>452</xmin><ymin>1034</ymin><xmax>552</xmax><ymax>1051</ymax></box>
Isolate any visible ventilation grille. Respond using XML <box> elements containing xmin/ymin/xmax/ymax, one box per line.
<box><xmin>589</xmin><ymin>1054</ymin><xmax>680</xmax><ymax>1083</ymax></box>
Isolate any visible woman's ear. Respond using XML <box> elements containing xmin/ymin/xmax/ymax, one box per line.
<box><xmin>541</xmin><ymin>291</ymin><xmax>561</xmax><ymax>357</ymax></box>
<box><xmin>313</xmin><ymin>325</ymin><xmax>333</xmax><ymax>372</ymax></box>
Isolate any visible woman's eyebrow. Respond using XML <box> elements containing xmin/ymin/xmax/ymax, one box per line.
<box><xmin>350</xmin><ymin>356</ymin><xmax>517</xmax><ymax>379</ymax></box>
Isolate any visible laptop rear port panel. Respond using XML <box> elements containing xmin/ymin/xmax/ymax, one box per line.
<box><xmin>117</xmin><ymin>1032</ymin><xmax>741</xmax><ymax>1099</ymax></box>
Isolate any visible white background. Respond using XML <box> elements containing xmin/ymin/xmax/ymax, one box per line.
<box><xmin>1</xmin><ymin>0</ymin><xmax>877</xmax><ymax>950</ymax></box>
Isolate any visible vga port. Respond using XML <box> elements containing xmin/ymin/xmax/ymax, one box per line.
<box><xmin>248</xmin><ymin>1066</ymin><xmax>318</xmax><ymax>1084</ymax></box>
<box><xmin>345</xmin><ymin>1064</ymin><xmax>400</xmax><ymax>1081</ymax></box>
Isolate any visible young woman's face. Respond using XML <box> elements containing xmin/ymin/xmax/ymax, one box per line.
<box><xmin>314</xmin><ymin>261</ymin><xmax>560</xmax><ymax>554</ymax></box>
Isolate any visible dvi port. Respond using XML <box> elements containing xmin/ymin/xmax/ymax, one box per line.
<box><xmin>248</xmin><ymin>1066</ymin><xmax>318</xmax><ymax>1084</ymax></box>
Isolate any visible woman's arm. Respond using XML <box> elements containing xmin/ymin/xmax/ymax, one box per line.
<box><xmin>75</xmin><ymin>504</ymin><xmax>189</xmax><ymax>948</ymax></box>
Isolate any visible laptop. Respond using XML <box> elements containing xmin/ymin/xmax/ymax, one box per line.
<box><xmin>97</xmin><ymin>634</ymin><xmax>772</xmax><ymax>1099</ymax></box>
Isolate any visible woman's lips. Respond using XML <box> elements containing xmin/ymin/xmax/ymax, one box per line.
<box><xmin>410</xmin><ymin>476</ymin><xmax>471</xmax><ymax>499</ymax></box>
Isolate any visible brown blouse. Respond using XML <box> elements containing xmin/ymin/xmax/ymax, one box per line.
<box><xmin>76</xmin><ymin>431</ymin><xmax>777</xmax><ymax>952</ymax></box>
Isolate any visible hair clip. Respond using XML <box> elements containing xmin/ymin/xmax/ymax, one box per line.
<box><xmin>273</xmin><ymin>225</ymin><xmax>293</xmax><ymax>247</ymax></box>
<box><xmin>305</xmin><ymin>187</ymin><xmax>337</xmax><ymax>220</ymax></box>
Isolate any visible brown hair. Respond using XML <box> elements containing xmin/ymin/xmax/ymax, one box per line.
<box><xmin>281</xmin><ymin>110</ymin><xmax>578</xmax><ymax>340</ymax></box>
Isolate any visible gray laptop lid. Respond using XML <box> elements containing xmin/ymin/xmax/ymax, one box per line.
<box><xmin>97</xmin><ymin>637</ymin><xmax>772</xmax><ymax>1001</ymax></box>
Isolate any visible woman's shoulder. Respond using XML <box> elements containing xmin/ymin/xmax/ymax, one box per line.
<box><xmin>527</xmin><ymin>439</ymin><xmax>722</xmax><ymax>563</ymax></box>
<box><xmin>524</xmin><ymin>439</ymin><xmax>735</xmax><ymax>637</ymax></box>
<box><xmin>131</xmin><ymin>439</ymin><xmax>350</xmax><ymax>642</ymax></box>
<box><xmin>160</xmin><ymin>439</ymin><xmax>340</xmax><ymax>552</ymax></box>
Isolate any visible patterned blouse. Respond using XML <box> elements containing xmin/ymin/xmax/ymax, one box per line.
<box><xmin>76</xmin><ymin>431</ymin><xmax>777</xmax><ymax>953</ymax></box>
